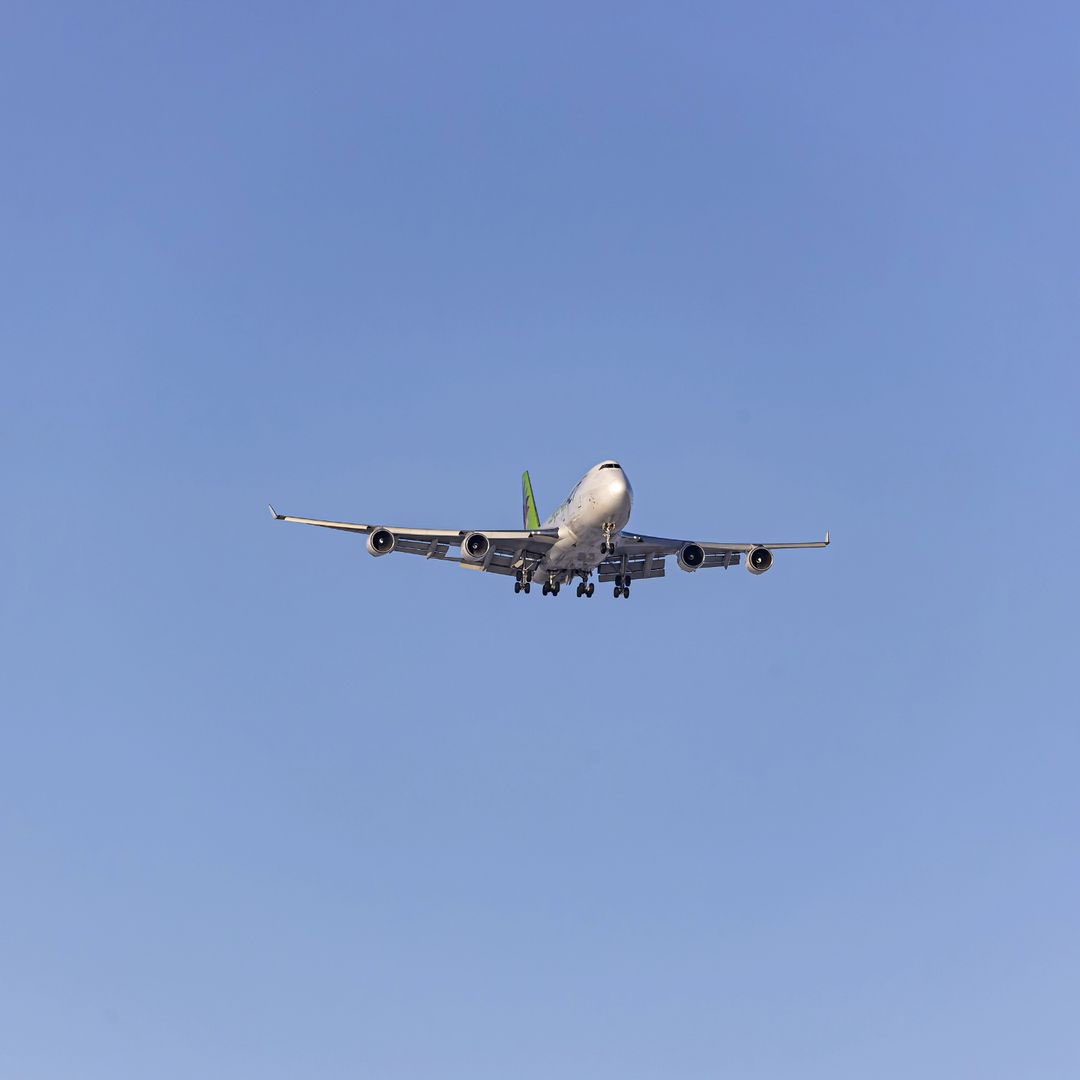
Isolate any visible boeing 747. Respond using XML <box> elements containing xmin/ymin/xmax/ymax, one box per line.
<box><xmin>269</xmin><ymin>460</ymin><xmax>828</xmax><ymax>598</ymax></box>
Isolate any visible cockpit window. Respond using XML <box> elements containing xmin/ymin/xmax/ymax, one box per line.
<box><xmin>599</xmin><ymin>462</ymin><xmax>621</xmax><ymax>470</ymax></box>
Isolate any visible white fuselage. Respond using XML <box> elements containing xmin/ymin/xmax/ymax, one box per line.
<box><xmin>537</xmin><ymin>460</ymin><xmax>633</xmax><ymax>576</ymax></box>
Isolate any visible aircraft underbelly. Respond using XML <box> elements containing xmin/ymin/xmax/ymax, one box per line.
<box><xmin>541</xmin><ymin>518</ymin><xmax>623</xmax><ymax>572</ymax></box>
<box><xmin>543</xmin><ymin>531</ymin><xmax>600</xmax><ymax>570</ymax></box>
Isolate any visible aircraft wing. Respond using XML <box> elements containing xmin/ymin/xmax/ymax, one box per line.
<box><xmin>618</xmin><ymin>529</ymin><xmax>830</xmax><ymax>556</ymax></box>
<box><xmin>268</xmin><ymin>506</ymin><xmax>560</xmax><ymax>576</ymax></box>
<box><xmin>599</xmin><ymin>529</ymin><xmax>830</xmax><ymax>580</ymax></box>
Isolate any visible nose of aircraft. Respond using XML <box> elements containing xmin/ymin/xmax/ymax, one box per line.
<box><xmin>599</xmin><ymin>468</ymin><xmax>632</xmax><ymax>521</ymax></box>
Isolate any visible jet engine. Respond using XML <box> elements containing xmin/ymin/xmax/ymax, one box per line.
<box><xmin>678</xmin><ymin>543</ymin><xmax>706</xmax><ymax>572</ymax></box>
<box><xmin>746</xmin><ymin>546</ymin><xmax>773</xmax><ymax>575</ymax></box>
<box><xmin>461</xmin><ymin>532</ymin><xmax>491</xmax><ymax>562</ymax></box>
<box><xmin>367</xmin><ymin>528</ymin><xmax>396</xmax><ymax>557</ymax></box>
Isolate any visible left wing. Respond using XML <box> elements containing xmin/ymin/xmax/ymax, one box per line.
<box><xmin>618</xmin><ymin>529</ymin><xmax>830</xmax><ymax>557</ymax></box>
<box><xmin>268</xmin><ymin>506</ymin><xmax>560</xmax><ymax>576</ymax></box>
<box><xmin>599</xmin><ymin>529</ymin><xmax>830</xmax><ymax>581</ymax></box>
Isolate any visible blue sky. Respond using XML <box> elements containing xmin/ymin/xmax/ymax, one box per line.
<box><xmin>3</xmin><ymin>4</ymin><xmax>1078</xmax><ymax>1078</ymax></box>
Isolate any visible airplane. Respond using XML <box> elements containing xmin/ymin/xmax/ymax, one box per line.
<box><xmin>269</xmin><ymin>460</ymin><xmax>829</xmax><ymax>599</ymax></box>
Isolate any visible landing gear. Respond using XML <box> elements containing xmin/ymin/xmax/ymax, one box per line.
<box><xmin>613</xmin><ymin>575</ymin><xmax>631</xmax><ymax>599</ymax></box>
<box><xmin>523</xmin><ymin>567</ymin><xmax>595</xmax><ymax>599</ymax></box>
<box><xmin>601</xmin><ymin>522</ymin><xmax>616</xmax><ymax>556</ymax></box>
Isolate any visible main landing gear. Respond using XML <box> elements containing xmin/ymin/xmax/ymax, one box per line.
<box><xmin>613</xmin><ymin>574</ymin><xmax>631</xmax><ymax>599</ymax></box>
<box><xmin>517</xmin><ymin>569</ymin><xmax>598</xmax><ymax>598</ymax></box>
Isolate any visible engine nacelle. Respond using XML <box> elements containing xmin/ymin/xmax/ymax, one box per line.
<box><xmin>461</xmin><ymin>532</ymin><xmax>491</xmax><ymax>562</ymax></box>
<box><xmin>367</xmin><ymin>528</ymin><xmax>396</xmax><ymax>557</ymax></box>
<box><xmin>678</xmin><ymin>543</ymin><xmax>706</xmax><ymax>572</ymax></box>
<box><xmin>746</xmin><ymin>546</ymin><xmax>773</xmax><ymax>575</ymax></box>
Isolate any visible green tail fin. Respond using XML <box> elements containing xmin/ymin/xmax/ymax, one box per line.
<box><xmin>521</xmin><ymin>470</ymin><xmax>541</xmax><ymax>530</ymax></box>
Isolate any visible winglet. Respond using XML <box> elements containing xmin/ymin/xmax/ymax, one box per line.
<box><xmin>268</xmin><ymin>504</ymin><xmax>284</xmax><ymax>520</ymax></box>
<box><xmin>825</xmin><ymin>530</ymin><xmax>830</xmax><ymax>545</ymax></box>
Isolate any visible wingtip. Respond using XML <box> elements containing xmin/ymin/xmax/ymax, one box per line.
<box><xmin>268</xmin><ymin>503</ymin><xmax>283</xmax><ymax>520</ymax></box>
<box><xmin>825</xmin><ymin>530</ymin><xmax>830</xmax><ymax>545</ymax></box>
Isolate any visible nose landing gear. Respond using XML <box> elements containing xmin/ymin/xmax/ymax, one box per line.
<box><xmin>601</xmin><ymin>522</ymin><xmax>616</xmax><ymax>556</ymax></box>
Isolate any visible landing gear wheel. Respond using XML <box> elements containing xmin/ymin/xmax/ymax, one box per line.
<box><xmin>524</xmin><ymin>582</ymin><xmax>531</xmax><ymax>594</ymax></box>
<box><xmin>623</xmin><ymin>586</ymin><xmax>631</xmax><ymax>599</ymax></box>
<box><xmin>542</xmin><ymin>583</ymin><xmax>550</xmax><ymax>596</ymax></box>
<box><xmin>614</xmin><ymin>585</ymin><xmax>623</xmax><ymax>598</ymax></box>
<box><xmin>514</xmin><ymin>581</ymin><xmax>522</xmax><ymax>594</ymax></box>
<box><xmin>586</xmin><ymin>583</ymin><xmax>595</xmax><ymax>597</ymax></box>
<box><xmin>576</xmin><ymin>583</ymin><xmax>585</xmax><ymax>597</ymax></box>
<box><xmin>552</xmin><ymin>584</ymin><xmax>560</xmax><ymax>596</ymax></box>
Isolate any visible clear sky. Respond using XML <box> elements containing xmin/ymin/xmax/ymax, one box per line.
<box><xmin>3</xmin><ymin>4</ymin><xmax>1078</xmax><ymax>1078</ymax></box>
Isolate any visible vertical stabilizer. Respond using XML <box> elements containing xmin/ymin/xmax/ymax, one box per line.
<box><xmin>521</xmin><ymin>471</ymin><xmax>541</xmax><ymax>530</ymax></box>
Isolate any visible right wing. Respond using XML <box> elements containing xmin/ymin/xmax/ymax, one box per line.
<box><xmin>268</xmin><ymin>506</ymin><xmax>560</xmax><ymax>576</ymax></box>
